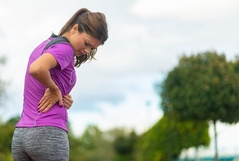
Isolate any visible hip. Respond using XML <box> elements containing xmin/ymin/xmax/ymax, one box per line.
<box><xmin>12</xmin><ymin>126</ymin><xmax>69</xmax><ymax>161</ymax></box>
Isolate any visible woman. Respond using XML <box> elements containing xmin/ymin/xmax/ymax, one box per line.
<box><xmin>11</xmin><ymin>8</ymin><xmax>108</xmax><ymax>161</ymax></box>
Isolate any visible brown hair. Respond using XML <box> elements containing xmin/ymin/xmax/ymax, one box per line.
<box><xmin>59</xmin><ymin>8</ymin><xmax>108</xmax><ymax>67</ymax></box>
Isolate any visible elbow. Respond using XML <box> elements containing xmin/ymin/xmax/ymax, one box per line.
<box><xmin>29</xmin><ymin>63</ymin><xmax>43</xmax><ymax>78</ymax></box>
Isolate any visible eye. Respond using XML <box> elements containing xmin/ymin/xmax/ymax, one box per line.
<box><xmin>85</xmin><ymin>40</ymin><xmax>97</xmax><ymax>52</ymax></box>
<box><xmin>85</xmin><ymin>41</ymin><xmax>91</xmax><ymax>47</ymax></box>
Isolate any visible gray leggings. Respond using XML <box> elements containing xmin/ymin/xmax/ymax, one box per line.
<box><xmin>11</xmin><ymin>126</ymin><xmax>69</xmax><ymax>161</ymax></box>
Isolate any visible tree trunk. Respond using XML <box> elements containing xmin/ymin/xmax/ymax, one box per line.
<box><xmin>213</xmin><ymin>120</ymin><xmax>218</xmax><ymax>161</ymax></box>
<box><xmin>194</xmin><ymin>147</ymin><xmax>199</xmax><ymax>161</ymax></box>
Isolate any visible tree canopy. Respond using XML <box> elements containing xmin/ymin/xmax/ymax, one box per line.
<box><xmin>159</xmin><ymin>51</ymin><xmax>239</xmax><ymax>123</ymax></box>
<box><xmin>135</xmin><ymin>114</ymin><xmax>209</xmax><ymax>161</ymax></box>
<box><xmin>157</xmin><ymin>51</ymin><xmax>239</xmax><ymax>160</ymax></box>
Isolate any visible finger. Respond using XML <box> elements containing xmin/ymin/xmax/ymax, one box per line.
<box><xmin>63</xmin><ymin>97</ymin><xmax>70</xmax><ymax>104</ymax></box>
<box><xmin>38</xmin><ymin>104</ymin><xmax>47</xmax><ymax>112</ymax></box>
<box><xmin>63</xmin><ymin>100</ymin><xmax>72</xmax><ymax>110</ymax></box>
<box><xmin>65</xmin><ymin>101</ymin><xmax>71</xmax><ymax>109</ymax></box>
<box><xmin>63</xmin><ymin>97</ymin><xmax>72</xmax><ymax>109</ymax></box>
<box><xmin>65</xmin><ymin>103</ymin><xmax>70</xmax><ymax>110</ymax></box>
<box><xmin>65</xmin><ymin>95</ymin><xmax>73</xmax><ymax>103</ymax></box>
<box><xmin>63</xmin><ymin>96</ymin><xmax>69</xmax><ymax>102</ymax></box>
<box><xmin>58</xmin><ymin>98</ymin><xmax>63</xmax><ymax>107</ymax></box>
<box><xmin>43</xmin><ymin>104</ymin><xmax>53</xmax><ymax>113</ymax></box>
<box><xmin>38</xmin><ymin>100</ymin><xmax>51</xmax><ymax>112</ymax></box>
<box><xmin>38</xmin><ymin>98</ymin><xmax>49</xmax><ymax>111</ymax></box>
<box><xmin>39</xmin><ymin>96</ymin><xmax>44</xmax><ymax>104</ymax></box>
<box><xmin>63</xmin><ymin>100</ymin><xmax>69</xmax><ymax>108</ymax></box>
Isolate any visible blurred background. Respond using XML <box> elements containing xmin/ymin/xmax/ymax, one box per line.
<box><xmin>1</xmin><ymin>0</ymin><xmax>239</xmax><ymax>160</ymax></box>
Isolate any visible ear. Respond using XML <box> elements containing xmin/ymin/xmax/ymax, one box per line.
<box><xmin>72</xmin><ymin>24</ymin><xmax>79</xmax><ymax>33</ymax></box>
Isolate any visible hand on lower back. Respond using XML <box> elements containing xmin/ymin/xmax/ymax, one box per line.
<box><xmin>38</xmin><ymin>88</ymin><xmax>63</xmax><ymax>113</ymax></box>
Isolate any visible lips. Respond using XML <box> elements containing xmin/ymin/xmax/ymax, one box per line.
<box><xmin>76</xmin><ymin>50</ymin><xmax>82</xmax><ymax>56</ymax></box>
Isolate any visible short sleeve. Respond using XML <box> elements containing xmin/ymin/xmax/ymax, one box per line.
<box><xmin>43</xmin><ymin>43</ymin><xmax>74</xmax><ymax>70</ymax></box>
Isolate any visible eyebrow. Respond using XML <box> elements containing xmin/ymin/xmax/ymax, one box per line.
<box><xmin>86</xmin><ymin>39</ymin><xmax>97</xmax><ymax>49</ymax></box>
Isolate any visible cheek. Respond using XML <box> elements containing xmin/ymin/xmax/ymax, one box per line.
<box><xmin>70</xmin><ymin>42</ymin><xmax>78</xmax><ymax>51</ymax></box>
<box><xmin>72</xmin><ymin>39</ymin><xmax>83</xmax><ymax>50</ymax></box>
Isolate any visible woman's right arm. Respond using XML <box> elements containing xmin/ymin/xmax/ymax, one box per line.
<box><xmin>29</xmin><ymin>53</ymin><xmax>63</xmax><ymax>112</ymax></box>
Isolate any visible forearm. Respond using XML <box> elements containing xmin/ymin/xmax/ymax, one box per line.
<box><xmin>29</xmin><ymin>53</ymin><xmax>63</xmax><ymax>112</ymax></box>
<box><xmin>30</xmin><ymin>68</ymin><xmax>59</xmax><ymax>91</ymax></box>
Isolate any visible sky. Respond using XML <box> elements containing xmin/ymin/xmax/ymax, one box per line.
<box><xmin>1</xmin><ymin>0</ymin><xmax>239</xmax><ymax>157</ymax></box>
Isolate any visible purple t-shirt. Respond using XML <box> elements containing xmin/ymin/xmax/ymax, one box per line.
<box><xmin>16</xmin><ymin>37</ymin><xmax>76</xmax><ymax>132</ymax></box>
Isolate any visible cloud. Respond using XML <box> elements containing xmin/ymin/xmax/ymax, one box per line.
<box><xmin>130</xmin><ymin>0</ymin><xmax>239</xmax><ymax>21</ymax></box>
<box><xmin>69</xmin><ymin>85</ymin><xmax>162</xmax><ymax>136</ymax></box>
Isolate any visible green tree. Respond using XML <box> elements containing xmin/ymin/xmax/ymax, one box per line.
<box><xmin>158</xmin><ymin>51</ymin><xmax>239</xmax><ymax>160</ymax></box>
<box><xmin>0</xmin><ymin>116</ymin><xmax>19</xmax><ymax>161</ymax></box>
<box><xmin>68</xmin><ymin>123</ymin><xmax>84</xmax><ymax>161</ymax></box>
<box><xmin>113</xmin><ymin>130</ymin><xmax>138</xmax><ymax>161</ymax></box>
<box><xmin>73</xmin><ymin>126</ymin><xmax>138</xmax><ymax>161</ymax></box>
<box><xmin>78</xmin><ymin>125</ymin><xmax>115</xmax><ymax>161</ymax></box>
<box><xmin>0</xmin><ymin>56</ymin><xmax>12</xmax><ymax>161</ymax></box>
<box><xmin>135</xmin><ymin>114</ymin><xmax>209</xmax><ymax>161</ymax></box>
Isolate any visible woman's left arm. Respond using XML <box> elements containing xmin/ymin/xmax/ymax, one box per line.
<box><xmin>63</xmin><ymin>94</ymin><xmax>73</xmax><ymax>110</ymax></box>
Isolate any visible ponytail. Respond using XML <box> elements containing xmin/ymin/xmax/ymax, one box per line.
<box><xmin>59</xmin><ymin>8</ymin><xmax>90</xmax><ymax>35</ymax></box>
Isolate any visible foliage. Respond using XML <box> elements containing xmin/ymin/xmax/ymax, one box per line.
<box><xmin>77</xmin><ymin>125</ymin><xmax>115</xmax><ymax>161</ymax></box>
<box><xmin>68</xmin><ymin>123</ymin><xmax>84</xmax><ymax>161</ymax></box>
<box><xmin>135</xmin><ymin>114</ymin><xmax>209</xmax><ymax>161</ymax></box>
<box><xmin>68</xmin><ymin>125</ymin><xmax>138</xmax><ymax>161</ymax></box>
<box><xmin>113</xmin><ymin>130</ymin><xmax>138</xmax><ymax>161</ymax></box>
<box><xmin>158</xmin><ymin>51</ymin><xmax>239</xmax><ymax>123</ymax></box>
<box><xmin>157</xmin><ymin>51</ymin><xmax>239</xmax><ymax>160</ymax></box>
<box><xmin>0</xmin><ymin>116</ymin><xmax>19</xmax><ymax>161</ymax></box>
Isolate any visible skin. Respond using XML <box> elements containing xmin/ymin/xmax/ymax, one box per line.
<box><xmin>30</xmin><ymin>24</ymin><xmax>101</xmax><ymax>113</ymax></box>
<box><xmin>63</xmin><ymin>94</ymin><xmax>73</xmax><ymax>110</ymax></box>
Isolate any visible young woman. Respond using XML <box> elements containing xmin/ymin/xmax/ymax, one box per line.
<box><xmin>11</xmin><ymin>8</ymin><xmax>108</xmax><ymax>161</ymax></box>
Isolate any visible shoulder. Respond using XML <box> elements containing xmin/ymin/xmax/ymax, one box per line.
<box><xmin>44</xmin><ymin>43</ymin><xmax>74</xmax><ymax>57</ymax></box>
